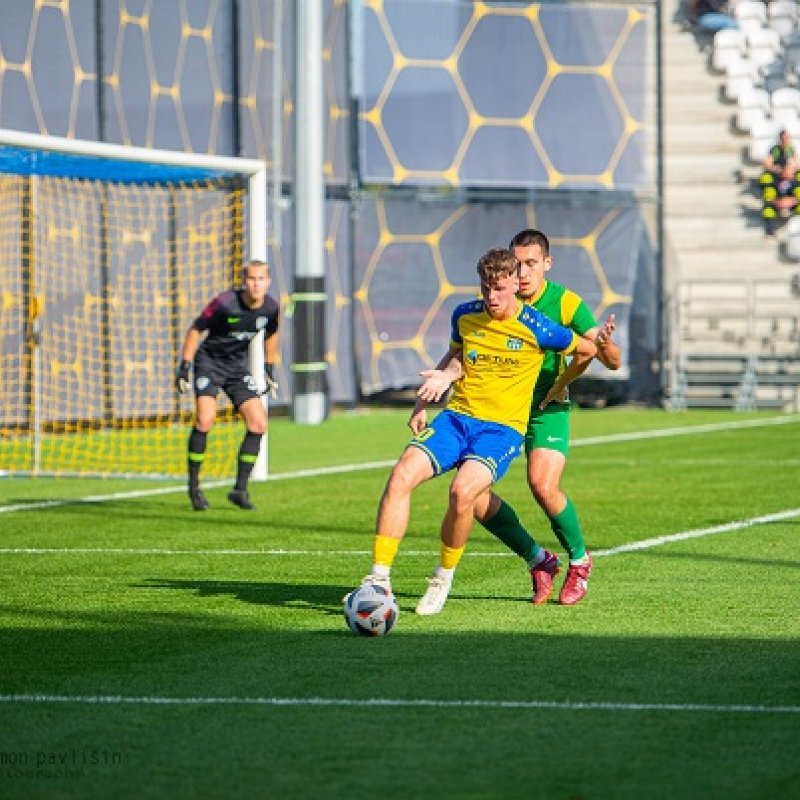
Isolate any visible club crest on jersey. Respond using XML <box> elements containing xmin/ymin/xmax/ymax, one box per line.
<box><xmin>506</xmin><ymin>337</ymin><xmax>523</xmax><ymax>351</ymax></box>
<box><xmin>467</xmin><ymin>350</ymin><xmax>478</xmax><ymax>365</ymax></box>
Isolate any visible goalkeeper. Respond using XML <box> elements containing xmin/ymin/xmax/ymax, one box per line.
<box><xmin>176</xmin><ymin>260</ymin><xmax>280</xmax><ymax>511</ymax></box>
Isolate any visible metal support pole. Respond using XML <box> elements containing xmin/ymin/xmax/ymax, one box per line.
<box><xmin>292</xmin><ymin>0</ymin><xmax>329</xmax><ymax>424</ymax></box>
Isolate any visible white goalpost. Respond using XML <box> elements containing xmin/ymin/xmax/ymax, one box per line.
<box><xmin>0</xmin><ymin>129</ymin><xmax>270</xmax><ymax>481</ymax></box>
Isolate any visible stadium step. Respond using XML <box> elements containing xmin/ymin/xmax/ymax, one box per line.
<box><xmin>661</xmin><ymin>0</ymin><xmax>793</xmax><ymax>300</ymax></box>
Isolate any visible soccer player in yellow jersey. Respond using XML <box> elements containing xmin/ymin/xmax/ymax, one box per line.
<box><xmin>420</xmin><ymin>229</ymin><xmax>621</xmax><ymax>609</ymax></box>
<box><xmin>353</xmin><ymin>248</ymin><xmax>597</xmax><ymax>615</ymax></box>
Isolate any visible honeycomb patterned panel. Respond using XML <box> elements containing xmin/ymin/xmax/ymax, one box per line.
<box><xmin>353</xmin><ymin>197</ymin><xmax>648</xmax><ymax>394</ymax></box>
<box><xmin>356</xmin><ymin>0</ymin><xmax>653</xmax><ymax>190</ymax></box>
<box><xmin>0</xmin><ymin>0</ymin><xmax>349</xmax><ymax>182</ymax></box>
<box><xmin>0</xmin><ymin>1</ymin><xmax>98</xmax><ymax>138</ymax></box>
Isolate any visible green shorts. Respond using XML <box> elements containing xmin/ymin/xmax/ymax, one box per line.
<box><xmin>524</xmin><ymin>403</ymin><xmax>570</xmax><ymax>456</ymax></box>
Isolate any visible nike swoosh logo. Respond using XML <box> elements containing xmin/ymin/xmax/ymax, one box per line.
<box><xmin>546</xmin><ymin>436</ymin><xmax>563</xmax><ymax>442</ymax></box>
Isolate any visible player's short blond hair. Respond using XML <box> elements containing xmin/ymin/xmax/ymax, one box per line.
<box><xmin>477</xmin><ymin>248</ymin><xmax>519</xmax><ymax>283</ymax></box>
<box><xmin>244</xmin><ymin>260</ymin><xmax>269</xmax><ymax>276</ymax></box>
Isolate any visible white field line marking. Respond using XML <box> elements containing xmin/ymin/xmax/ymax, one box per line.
<box><xmin>0</xmin><ymin>694</ymin><xmax>797</xmax><ymax>714</ymax></box>
<box><xmin>2</xmin><ymin>506</ymin><xmax>800</xmax><ymax>559</ymax></box>
<box><xmin>569</xmin><ymin>413</ymin><xmax>800</xmax><ymax>446</ymax></box>
<box><xmin>0</xmin><ymin>461</ymin><xmax>399</xmax><ymax>515</ymax></box>
<box><xmin>0</xmin><ymin>415</ymin><xmax>798</xmax><ymax>516</ymax></box>
<box><xmin>593</xmin><ymin>507</ymin><xmax>800</xmax><ymax>557</ymax></box>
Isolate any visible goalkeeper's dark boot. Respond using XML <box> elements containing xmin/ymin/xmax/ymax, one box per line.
<box><xmin>228</xmin><ymin>489</ymin><xmax>255</xmax><ymax>510</ymax></box>
<box><xmin>189</xmin><ymin>488</ymin><xmax>209</xmax><ymax>511</ymax></box>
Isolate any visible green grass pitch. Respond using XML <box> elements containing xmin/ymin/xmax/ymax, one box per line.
<box><xmin>0</xmin><ymin>408</ymin><xmax>798</xmax><ymax>799</ymax></box>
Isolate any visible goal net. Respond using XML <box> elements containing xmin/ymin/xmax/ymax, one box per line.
<box><xmin>0</xmin><ymin>130</ymin><xmax>268</xmax><ymax>480</ymax></box>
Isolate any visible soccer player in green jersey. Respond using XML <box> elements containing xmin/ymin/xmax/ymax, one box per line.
<box><xmin>419</xmin><ymin>229</ymin><xmax>621</xmax><ymax>607</ymax></box>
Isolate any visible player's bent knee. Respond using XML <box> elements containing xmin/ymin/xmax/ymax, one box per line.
<box><xmin>530</xmin><ymin>480</ymin><xmax>560</xmax><ymax>507</ymax></box>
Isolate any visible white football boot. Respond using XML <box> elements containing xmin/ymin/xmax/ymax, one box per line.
<box><xmin>414</xmin><ymin>575</ymin><xmax>452</xmax><ymax>615</ymax></box>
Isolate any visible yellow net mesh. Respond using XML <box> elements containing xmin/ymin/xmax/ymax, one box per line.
<box><xmin>0</xmin><ymin>172</ymin><xmax>248</xmax><ymax>478</ymax></box>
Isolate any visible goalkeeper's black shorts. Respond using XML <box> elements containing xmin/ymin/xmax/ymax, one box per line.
<box><xmin>193</xmin><ymin>351</ymin><xmax>260</xmax><ymax>409</ymax></box>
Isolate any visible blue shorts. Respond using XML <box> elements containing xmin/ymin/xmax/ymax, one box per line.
<box><xmin>409</xmin><ymin>410</ymin><xmax>523</xmax><ymax>482</ymax></box>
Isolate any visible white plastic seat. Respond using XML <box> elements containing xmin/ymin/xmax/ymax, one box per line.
<box><xmin>785</xmin><ymin>118</ymin><xmax>800</xmax><ymax>139</ymax></box>
<box><xmin>724</xmin><ymin>58</ymin><xmax>761</xmax><ymax>101</ymax></box>
<box><xmin>747</xmin><ymin>28</ymin><xmax>783</xmax><ymax>68</ymax></box>
<box><xmin>771</xmin><ymin>86</ymin><xmax>800</xmax><ymax>113</ymax></box>
<box><xmin>737</xmin><ymin>103</ymin><xmax>770</xmax><ymax>133</ymax></box>
<box><xmin>787</xmin><ymin>217</ymin><xmax>800</xmax><ymax>260</ymax></box>
<box><xmin>714</xmin><ymin>28</ymin><xmax>748</xmax><ymax>49</ymax></box>
<box><xmin>735</xmin><ymin>0</ymin><xmax>768</xmax><ymax>25</ymax></box>
<box><xmin>749</xmin><ymin>119</ymin><xmax>783</xmax><ymax>162</ymax></box>
<box><xmin>737</xmin><ymin>17</ymin><xmax>767</xmax><ymax>36</ymax></box>
<box><xmin>768</xmin><ymin>16</ymin><xmax>796</xmax><ymax>41</ymax></box>
<box><xmin>747</xmin><ymin>27</ymin><xmax>782</xmax><ymax>49</ymax></box>
<box><xmin>768</xmin><ymin>1</ymin><xmax>797</xmax><ymax>22</ymax></box>
<box><xmin>771</xmin><ymin>106</ymin><xmax>800</xmax><ymax>129</ymax></box>
<box><xmin>712</xmin><ymin>29</ymin><xmax>748</xmax><ymax>72</ymax></box>
<box><xmin>736</xmin><ymin>87</ymin><xmax>771</xmax><ymax>132</ymax></box>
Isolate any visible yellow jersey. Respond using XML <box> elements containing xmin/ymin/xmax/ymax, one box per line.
<box><xmin>446</xmin><ymin>298</ymin><xmax>578</xmax><ymax>433</ymax></box>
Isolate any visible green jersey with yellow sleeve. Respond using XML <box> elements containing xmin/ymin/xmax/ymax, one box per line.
<box><xmin>527</xmin><ymin>280</ymin><xmax>598</xmax><ymax>410</ymax></box>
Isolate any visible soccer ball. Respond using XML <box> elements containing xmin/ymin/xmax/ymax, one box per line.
<box><xmin>343</xmin><ymin>584</ymin><xmax>399</xmax><ymax>637</ymax></box>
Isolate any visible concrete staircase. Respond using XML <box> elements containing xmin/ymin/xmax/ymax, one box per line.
<box><xmin>663</xmin><ymin>3</ymin><xmax>791</xmax><ymax>284</ymax></box>
<box><xmin>662</xmin><ymin>1</ymin><xmax>800</xmax><ymax>407</ymax></box>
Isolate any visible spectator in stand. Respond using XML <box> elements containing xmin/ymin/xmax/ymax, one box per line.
<box><xmin>761</xmin><ymin>130</ymin><xmax>800</xmax><ymax>236</ymax></box>
<box><xmin>686</xmin><ymin>0</ymin><xmax>737</xmax><ymax>33</ymax></box>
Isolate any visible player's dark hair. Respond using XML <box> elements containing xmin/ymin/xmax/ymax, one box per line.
<box><xmin>509</xmin><ymin>228</ymin><xmax>549</xmax><ymax>256</ymax></box>
<box><xmin>477</xmin><ymin>248</ymin><xmax>519</xmax><ymax>282</ymax></box>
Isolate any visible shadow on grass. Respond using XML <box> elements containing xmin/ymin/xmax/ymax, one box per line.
<box><xmin>0</xmin><ymin>607</ymin><xmax>798</xmax><ymax>712</ymax></box>
<box><xmin>140</xmin><ymin>578</ymin><xmax>350</xmax><ymax>613</ymax></box>
<box><xmin>6</xmin><ymin>498</ymin><xmax>367</xmax><ymax>535</ymax></box>
<box><xmin>138</xmin><ymin>577</ymin><xmax>531</xmax><ymax>611</ymax></box>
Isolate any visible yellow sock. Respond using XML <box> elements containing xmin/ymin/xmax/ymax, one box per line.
<box><xmin>440</xmin><ymin>542</ymin><xmax>465</xmax><ymax>570</ymax></box>
<box><xmin>373</xmin><ymin>535</ymin><xmax>400</xmax><ymax>568</ymax></box>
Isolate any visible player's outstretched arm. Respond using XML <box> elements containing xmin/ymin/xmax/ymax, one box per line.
<box><xmin>589</xmin><ymin>313</ymin><xmax>622</xmax><ymax>371</ymax></box>
<box><xmin>539</xmin><ymin>336</ymin><xmax>597</xmax><ymax>409</ymax></box>
<box><xmin>417</xmin><ymin>345</ymin><xmax>463</xmax><ymax>403</ymax></box>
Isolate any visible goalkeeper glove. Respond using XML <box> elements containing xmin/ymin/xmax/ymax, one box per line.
<box><xmin>263</xmin><ymin>363</ymin><xmax>279</xmax><ymax>398</ymax></box>
<box><xmin>176</xmin><ymin>360</ymin><xmax>192</xmax><ymax>394</ymax></box>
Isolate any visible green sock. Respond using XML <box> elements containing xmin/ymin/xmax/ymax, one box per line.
<box><xmin>480</xmin><ymin>499</ymin><xmax>539</xmax><ymax>563</ymax></box>
<box><xmin>549</xmin><ymin>497</ymin><xmax>586</xmax><ymax>562</ymax></box>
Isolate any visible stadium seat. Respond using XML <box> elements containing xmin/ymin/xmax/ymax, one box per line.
<box><xmin>786</xmin><ymin>216</ymin><xmax>800</xmax><ymax>260</ymax></box>
<box><xmin>767</xmin><ymin>0</ymin><xmax>798</xmax><ymax>41</ymax></box>
<box><xmin>724</xmin><ymin>57</ymin><xmax>761</xmax><ymax>101</ymax></box>
<box><xmin>771</xmin><ymin>86</ymin><xmax>800</xmax><ymax>113</ymax></box>
<box><xmin>712</xmin><ymin>29</ymin><xmax>748</xmax><ymax>72</ymax></box>
<box><xmin>747</xmin><ymin>28</ymin><xmax>783</xmax><ymax>69</ymax></box>
<box><xmin>770</xmin><ymin>106</ymin><xmax>800</xmax><ymax>130</ymax></box>
<box><xmin>734</xmin><ymin>0</ymin><xmax>767</xmax><ymax>26</ymax></box>
<box><xmin>736</xmin><ymin>87</ymin><xmax>771</xmax><ymax>132</ymax></box>
<box><xmin>748</xmin><ymin>118</ymin><xmax>783</xmax><ymax>162</ymax></box>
